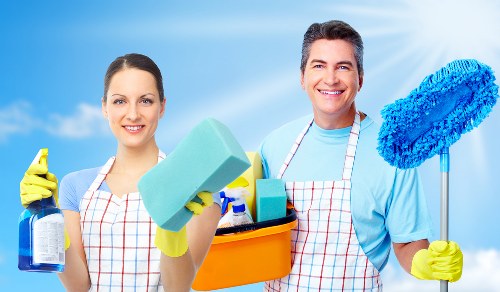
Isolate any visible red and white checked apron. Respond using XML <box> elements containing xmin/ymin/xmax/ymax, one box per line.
<box><xmin>265</xmin><ymin>113</ymin><xmax>382</xmax><ymax>291</ymax></box>
<box><xmin>80</xmin><ymin>151</ymin><xmax>166</xmax><ymax>291</ymax></box>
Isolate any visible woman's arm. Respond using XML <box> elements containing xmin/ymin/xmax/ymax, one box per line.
<box><xmin>159</xmin><ymin>203</ymin><xmax>221</xmax><ymax>291</ymax></box>
<box><xmin>57</xmin><ymin>210</ymin><xmax>91</xmax><ymax>292</ymax></box>
<box><xmin>393</xmin><ymin>239</ymin><xmax>430</xmax><ymax>273</ymax></box>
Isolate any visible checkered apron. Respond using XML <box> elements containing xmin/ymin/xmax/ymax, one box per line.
<box><xmin>79</xmin><ymin>152</ymin><xmax>166</xmax><ymax>292</ymax></box>
<box><xmin>265</xmin><ymin>113</ymin><xmax>382</xmax><ymax>291</ymax></box>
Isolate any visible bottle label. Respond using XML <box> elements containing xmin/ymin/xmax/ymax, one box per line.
<box><xmin>33</xmin><ymin>214</ymin><xmax>65</xmax><ymax>265</ymax></box>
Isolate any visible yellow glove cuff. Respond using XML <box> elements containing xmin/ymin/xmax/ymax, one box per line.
<box><xmin>155</xmin><ymin>225</ymin><xmax>188</xmax><ymax>257</ymax></box>
<box><xmin>64</xmin><ymin>229</ymin><xmax>71</xmax><ymax>251</ymax></box>
<box><xmin>411</xmin><ymin>249</ymin><xmax>434</xmax><ymax>280</ymax></box>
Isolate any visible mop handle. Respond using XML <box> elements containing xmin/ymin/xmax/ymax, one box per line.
<box><xmin>440</xmin><ymin>147</ymin><xmax>449</xmax><ymax>292</ymax></box>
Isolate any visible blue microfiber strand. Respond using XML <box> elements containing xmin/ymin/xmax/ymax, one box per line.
<box><xmin>378</xmin><ymin>59</ymin><xmax>499</xmax><ymax>169</ymax></box>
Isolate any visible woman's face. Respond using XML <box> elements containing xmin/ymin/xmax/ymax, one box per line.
<box><xmin>102</xmin><ymin>68</ymin><xmax>165</xmax><ymax>149</ymax></box>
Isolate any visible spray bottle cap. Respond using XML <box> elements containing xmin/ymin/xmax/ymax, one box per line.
<box><xmin>232</xmin><ymin>203</ymin><xmax>246</xmax><ymax>213</ymax></box>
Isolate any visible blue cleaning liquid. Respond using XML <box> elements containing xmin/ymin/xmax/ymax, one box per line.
<box><xmin>18</xmin><ymin>197</ymin><xmax>65</xmax><ymax>272</ymax></box>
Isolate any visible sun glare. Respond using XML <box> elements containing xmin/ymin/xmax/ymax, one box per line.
<box><xmin>408</xmin><ymin>0</ymin><xmax>499</xmax><ymax>60</ymax></box>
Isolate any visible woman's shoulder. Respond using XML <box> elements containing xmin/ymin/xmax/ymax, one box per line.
<box><xmin>60</xmin><ymin>166</ymin><xmax>102</xmax><ymax>189</ymax></box>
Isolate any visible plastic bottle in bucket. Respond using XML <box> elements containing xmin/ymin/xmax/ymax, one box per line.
<box><xmin>218</xmin><ymin>187</ymin><xmax>253</xmax><ymax>228</ymax></box>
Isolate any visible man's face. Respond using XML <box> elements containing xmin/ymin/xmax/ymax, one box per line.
<box><xmin>301</xmin><ymin>38</ymin><xmax>363</xmax><ymax>129</ymax></box>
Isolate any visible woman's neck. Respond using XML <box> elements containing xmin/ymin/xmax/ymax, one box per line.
<box><xmin>112</xmin><ymin>142</ymin><xmax>160</xmax><ymax>176</ymax></box>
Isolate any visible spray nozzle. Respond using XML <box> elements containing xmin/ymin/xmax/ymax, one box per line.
<box><xmin>219</xmin><ymin>186</ymin><xmax>250</xmax><ymax>215</ymax></box>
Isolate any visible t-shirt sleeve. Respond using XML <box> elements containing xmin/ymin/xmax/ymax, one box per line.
<box><xmin>385</xmin><ymin>168</ymin><xmax>433</xmax><ymax>243</ymax></box>
<box><xmin>58</xmin><ymin>168</ymin><xmax>100</xmax><ymax>212</ymax></box>
<box><xmin>58</xmin><ymin>172</ymin><xmax>81</xmax><ymax>212</ymax></box>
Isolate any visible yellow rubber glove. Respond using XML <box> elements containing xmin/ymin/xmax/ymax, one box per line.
<box><xmin>155</xmin><ymin>191</ymin><xmax>214</xmax><ymax>257</ymax></box>
<box><xmin>411</xmin><ymin>240</ymin><xmax>463</xmax><ymax>282</ymax></box>
<box><xmin>20</xmin><ymin>148</ymin><xmax>59</xmax><ymax>208</ymax></box>
<box><xmin>19</xmin><ymin>148</ymin><xmax>70</xmax><ymax>250</ymax></box>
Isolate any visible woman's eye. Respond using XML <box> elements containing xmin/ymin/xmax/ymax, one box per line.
<box><xmin>141</xmin><ymin>98</ymin><xmax>153</xmax><ymax>104</ymax></box>
<box><xmin>113</xmin><ymin>99</ymin><xmax>125</xmax><ymax>105</ymax></box>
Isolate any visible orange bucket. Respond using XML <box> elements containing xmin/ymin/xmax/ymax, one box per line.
<box><xmin>192</xmin><ymin>209</ymin><xmax>297</xmax><ymax>291</ymax></box>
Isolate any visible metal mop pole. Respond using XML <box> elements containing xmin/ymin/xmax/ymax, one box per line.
<box><xmin>440</xmin><ymin>147</ymin><xmax>449</xmax><ymax>292</ymax></box>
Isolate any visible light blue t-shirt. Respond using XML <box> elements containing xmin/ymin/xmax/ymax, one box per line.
<box><xmin>59</xmin><ymin>166</ymin><xmax>222</xmax><ymax>213</ymax></box>
<box><xmin>259</xmin><ymin>114</ymin><xmax>433</xmax><ymax>271</ymax></box>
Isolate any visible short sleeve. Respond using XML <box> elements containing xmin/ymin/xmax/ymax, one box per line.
<box><xmin>58</xmin><ymin>172</ymin><xmax>80</xmax><ymax>212</ymax></box>
<box><xmin>386</xmin><ymin>168</ymin><xmax>433</xmax><ymax>243</ymax></box>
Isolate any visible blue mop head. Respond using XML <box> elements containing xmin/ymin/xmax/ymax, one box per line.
<box><xmin>378</xmin><ymin>59</ymin><xmax>499</xmax><ymax>169</ymax></box>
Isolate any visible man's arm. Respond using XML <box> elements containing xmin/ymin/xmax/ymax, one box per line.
<box><xmin>393</xmin><ymin>239</ymin><xmax>430</xmax><ymax>273</ymax></box>
<box><xmin>394</xmin><ymin>239</ymin><xmax>463</xmax><ymax>282</ymax></box>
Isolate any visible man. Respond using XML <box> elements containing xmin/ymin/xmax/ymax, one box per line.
<box><xmin>259</xmin><ymin>20</ymin><xmax>463</xmax><ymax>291</ymax></box>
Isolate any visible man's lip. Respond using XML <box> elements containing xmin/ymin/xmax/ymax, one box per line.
<box><xmin>318</xmin><ymin>89</ymin><xmax>344</xmax><ymax>95</ymax></box>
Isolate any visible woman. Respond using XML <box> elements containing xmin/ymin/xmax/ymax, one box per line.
<box><xmin>20</xmin><ymin>53</ymin><xmax>221</xmax><ymax>291</ymax></box>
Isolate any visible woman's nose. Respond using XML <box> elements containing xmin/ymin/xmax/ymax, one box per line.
<box><xmin>126</xmin><ymin>104</ymin><xmax>139</xmax><ymax>121</ymax></box>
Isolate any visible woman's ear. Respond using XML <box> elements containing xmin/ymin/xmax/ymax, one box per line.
<box><xmin>101</xmin><ymin>97</ymin><xmax>108</xmax><ymax>119</ymax></box>
<box><xmin>159</xmin><ymin>98</ymin><xmax>166</xmax><ymax>118</ymax></box>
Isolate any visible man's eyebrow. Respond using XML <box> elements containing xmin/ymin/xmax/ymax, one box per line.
<box><xmin>309</xmin><ymin>59</ymin><xmax>354</xmax><ymax>67</ymax></box>
<box><xmin>337</xmin><ymin>60</ymin><xmax>354</xmax><ymax>66</ymax></box>
<box><xmin>309</xmin><ymin>59</ymin><xmax>327</xmax><ymax>64</ymax></box>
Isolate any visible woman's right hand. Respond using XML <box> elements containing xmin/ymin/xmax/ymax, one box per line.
<box><xmin>20</xmin><ymin>148</ymin><xmax>58</xmax><ymax>208</ymax></box>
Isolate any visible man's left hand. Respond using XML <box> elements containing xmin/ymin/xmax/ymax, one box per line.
<box><xmin>411</xmin><ymin>240</ymin><xmax>463</xmax><ymax>282</ymax></box>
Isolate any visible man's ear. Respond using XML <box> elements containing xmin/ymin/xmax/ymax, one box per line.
<box><xmin>358</xmin><ymin>73</ymin><xmax>364</xmax><ymax>92</ymax></box>
<box><xmin>300</xmin><ymin>71</ymin><xmax>305</xmax><ymax>90</ymax></box>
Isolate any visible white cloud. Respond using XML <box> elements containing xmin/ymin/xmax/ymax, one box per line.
<box><xmin>383</xmin><ymin>249</ymin><xmax>500</xmax><ymax>292</ymax></box>
<box><xmin>46</xmin><ymin>103</ymin><xmax>109</xmax><ymax>138</ymax></box>
<box><xmin>0</xmin><ymin>101</ymin><xmax>37</xmax><ymax>142</ymax></box>
<box><xmin>0</xmin><ymin>101</ymin><xmax>109</xmax><ymax>141</ymax></box>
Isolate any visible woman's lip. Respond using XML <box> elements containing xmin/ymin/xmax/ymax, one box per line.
<box><xmin>123</xmin><ymin>125</ymin><xmax>145</xmax><ymax>133</ymax></box>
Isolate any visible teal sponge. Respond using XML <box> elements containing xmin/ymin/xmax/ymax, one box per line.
<box><xmin>256</xmin><ymin>179</ymin><xmax>287</xmax><ymax>222</ymax></box>
<box><xmin>138</xmin><ymin>118</ymin><xmax>250</xmax><ymax>231</ymax></box>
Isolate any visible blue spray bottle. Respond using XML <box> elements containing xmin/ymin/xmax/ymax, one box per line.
<box><xmin>18</xmin><ymin>149</ymin><xmax>65</xmax><ymax>272</ymax></box>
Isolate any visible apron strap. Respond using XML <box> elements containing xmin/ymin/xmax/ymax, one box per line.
<box><xmin>86</xmin><ymin>150</ymin><xmax>166</xmax><ymax>194</ymax></box>
<box><xmin>342</xmin><ymin>112</ymin><xmax>361</xmax><ymax>181</ymax></box>
<box><xmin>86</xmin><ymin>156</ymin><xmax>115</xmax><ymax>194</ymax></box>
<box><xmin>277</xmin><ymin>119</ymin><xmax>314</xmax><ymax>179</ymax></box>
<box><xmin>278</xmin><ymin>112</ymin><xmax>361</xmax><ymax>181</ymax></box>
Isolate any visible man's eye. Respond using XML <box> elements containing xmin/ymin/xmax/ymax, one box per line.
<box><xmin>313</xmin><ymin>64</ymin><xmax>324</xmax><ymax>69</ymax></box>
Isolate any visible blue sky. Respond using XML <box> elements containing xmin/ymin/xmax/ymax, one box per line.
<box><xmin>1</xmin><ymin>0</ymin><xmax>499</xmax><ymax>291</ymax></box>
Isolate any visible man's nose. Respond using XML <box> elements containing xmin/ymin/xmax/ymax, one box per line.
<box><xmin>323</xmin><ymin>69</ymin><xmax>339</xmax><ymax>86</ymax></box>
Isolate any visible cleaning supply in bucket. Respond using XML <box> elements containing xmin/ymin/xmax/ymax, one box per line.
<box><xmin>18</xmin><ymin>149</ymin><xmax>65</xmax><ymax>273</ymax></box>
<box><xmin>218</xmin><ymin>187</ymin><xmax>254</xmax><ymax>228</ymax></box>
